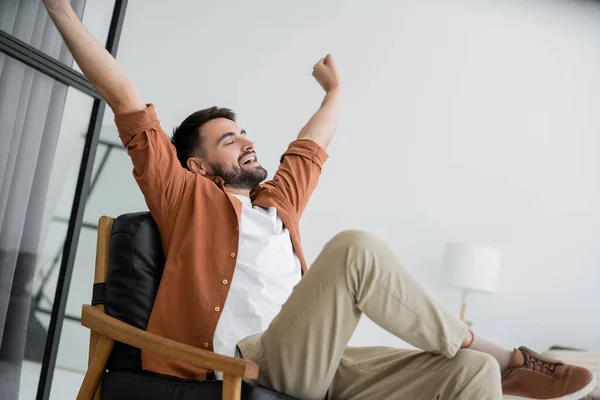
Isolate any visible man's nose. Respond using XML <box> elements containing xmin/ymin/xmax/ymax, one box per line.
<box><xmin>242</xmin><ymin>138</ymin><xmax>254</xmax><ymax>151</ymax></box>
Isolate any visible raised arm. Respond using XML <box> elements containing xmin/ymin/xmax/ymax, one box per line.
<box><xmin>259</xmin><ymin>55</ymin><xmax>340</xmax><ymax>216</ymax></box>
<box><xmin>43</xmin><ymin>0</ymin><xmax>145</xmax><ymax>115</ymax></box>
<box><xmin>44</xmin><ymin>0</ymin><xmax>191</xmax><ymax>233</ymax></box>
<box><xmin>296</xmin><ymin>54</ymin><xmax>342</xmax><ymax>150</ymax></box>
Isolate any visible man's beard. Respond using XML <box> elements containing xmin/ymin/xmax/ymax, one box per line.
<box><xmin>209</xmin><ymin>162</ymin><xmax>268</xmax><ymax>190</ymax></box>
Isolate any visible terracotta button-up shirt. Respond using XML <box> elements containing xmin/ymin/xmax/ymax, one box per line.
<box><xmin>114</xmin><ymin>105</ymin><xmax>328</xmax><ymax>380</ymax></box>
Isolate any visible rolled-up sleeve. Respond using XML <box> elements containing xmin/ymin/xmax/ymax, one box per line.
<box><xmin>114</xmin><ymin>104</ymin><xmax>189</xmax><ymax>223</ymax></box>
<box><xmin>264</xmin><ymin>139</ymin><xmax>329</xmax><ymax>216</ymax></box>
<box><xmin>279</xmin><ymin>138</ymin><xmax>329</xmax><ymax>169</ymax></box>
<box><xmin>115</xmin><ymin>104</ymin><xmax>161</xmax><ymax>146</ymax></box>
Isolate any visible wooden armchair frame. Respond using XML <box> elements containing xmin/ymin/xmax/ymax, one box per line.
<box><xmin>76</xmin><ymin>216</ymin><xmax>258</xmax><ymax>400</ymax></box>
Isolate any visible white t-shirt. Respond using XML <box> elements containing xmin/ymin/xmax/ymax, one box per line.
<box><xmin>212</xmin><ymin>195</ymin><xmax>301</xmax><ymax>378</ymax></box>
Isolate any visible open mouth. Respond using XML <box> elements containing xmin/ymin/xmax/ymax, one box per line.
<box><xmin>240</xmin><ymin>154</ymin><xmax>259</xmax><ymax>166</ymax></box>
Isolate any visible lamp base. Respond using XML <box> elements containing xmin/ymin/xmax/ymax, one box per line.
<box><xmin>460</xmin><ymin>292</ymin><xmax>473</xmax><ymax>328</ymax></box>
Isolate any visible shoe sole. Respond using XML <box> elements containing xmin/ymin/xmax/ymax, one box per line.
<box><xmin>503</xmin><ymin>374</ymin><xmax>597</xmax><ymax>400</ymax></box>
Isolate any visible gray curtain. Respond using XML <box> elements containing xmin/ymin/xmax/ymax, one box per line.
<box><xmin>0</xmin><ymin>0</ymin><xmax>85</xmax><ymax>398</ymax></box>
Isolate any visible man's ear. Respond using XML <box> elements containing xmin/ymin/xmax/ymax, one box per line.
<box><xmin>187</xmin><ymin>157</ymin><xmax>209</xmax><ymax>176</ymax></box>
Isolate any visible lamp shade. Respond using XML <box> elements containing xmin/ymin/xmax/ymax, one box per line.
<box><xmin>443</xmin><ymin>242</ymin><xmax>502</xmax><ymax>294</ymax></box>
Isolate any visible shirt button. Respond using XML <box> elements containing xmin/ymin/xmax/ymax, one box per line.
<box><xmin>214</xmin><ymin>306</ymin><xmax>220</xmax><ymax>312</ymax></box>
<box><xmin>235</xmin><ymin>226</ymin><xmax>239</xmax><ymax>231</ymax></box>
<box><xmin>230</xmin><ymin>252</ymin><xmax>236</xmax><ymax>258</ymax></box>
<box><xmin>222</xmin><ymin>279</ymin><xmax>228</xmax><ymax>285</ymax></box>
<box><xmin>204</xmin><ymin>342</ymin><xmax>209</xmax><ymax>348</ymax></box>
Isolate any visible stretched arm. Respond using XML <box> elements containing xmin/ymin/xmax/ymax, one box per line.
<box><xmin>297</xmin><ymin>54</ymin><xmax>342</xmax><ymax>150</ymax></box>
<box><xmin>258</xmin><ymin>55</ymin><xmax>339</xmax><ymax>215</ymax></box>
<box><xmin>43</xmin><ymin>0</ymin><xmax>145</xmax><ymax>114</ymax></box>
<box><xmin>44</xmin><ymin>0</ymin><xmax>190</xmax><ymax>233</ymax></box>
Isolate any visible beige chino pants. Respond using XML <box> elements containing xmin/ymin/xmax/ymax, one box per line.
<box><xmin>237</xmin><ymin>230</ymin><xmax>502</xmax><ymax>400</ymax></box>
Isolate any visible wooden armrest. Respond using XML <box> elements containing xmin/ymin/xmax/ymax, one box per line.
<box><xmin>80</xmin><ymin>304</ymin><xmax>258</xmax><ymax>379</ymax></box>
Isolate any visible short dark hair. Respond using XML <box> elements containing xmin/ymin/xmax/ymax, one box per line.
<box><xmin>170</xmin><ymin>106</ymin><xmax>236</xmax><ymax>169</ymax></box>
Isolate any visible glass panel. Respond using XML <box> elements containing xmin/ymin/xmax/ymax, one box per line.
<box><xmin>82</xmin><ymin>126</ymin><xmax>148</xmax><ymax>225</ymax></box>
<box><xmin>51</xmin><ymin>123</ymin><xmax>148</xmax><ymax>377</ymax></box>
<box><xmin>0</xmin><ymin>0</ymin><xmax>116</xmax><ymax>68</ymax></box>
<box><xmin>21</xmin><ymin>319</ymin><xmax>85</xmax><ymax>400</ymax></box>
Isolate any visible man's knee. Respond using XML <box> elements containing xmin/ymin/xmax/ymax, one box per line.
<box><xmin>454</xmin><ymin>350</ymin><xmax>502</xmax><ymax>397</ymax></box>
<box><xmin>327</xmin><ymin>229</ymin><xmax>378</xmax><ymax>250</ymax></box>
<box><xmin>324</xmin><ymin>230</ymin><xmax>404</xmax><ymax>277</ymax></box>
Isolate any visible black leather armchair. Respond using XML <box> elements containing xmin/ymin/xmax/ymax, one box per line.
<box><xmin>76</xmin><ymin>212</ymin><xmax>300</xmax><ymax>400</ymax></box>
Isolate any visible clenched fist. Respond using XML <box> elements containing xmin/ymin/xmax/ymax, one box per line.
<box><xmin>312</xmin><ymin>54</ymin><xmax>340</xmax><ymax>93</ymax></box>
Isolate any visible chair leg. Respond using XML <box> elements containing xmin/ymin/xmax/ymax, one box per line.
<box><xmin>88</xmin><ymin>331</ymin><xmax>102</xmax><ymax>400</ymax></box>
<box><xmin>77</xmin><ymin>335</ymin><xmax>114</xmax><ymax>400</ymax></box>
<box><xmin>222</xmin><ymin>374</ymin><xmax>242</xmax><ymax>400</ymax></box>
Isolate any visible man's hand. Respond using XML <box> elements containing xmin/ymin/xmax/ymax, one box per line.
<box><xmin>296</xmin><ymin>54</ymin><xmax>341</xmax><ymax>149</ymax></box>
<box><xmin>312</xmin><ymin>54</ymin><xmax>341</xmax><ymax>93</ymax></box>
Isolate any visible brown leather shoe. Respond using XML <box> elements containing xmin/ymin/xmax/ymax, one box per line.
<box><xmin>502</xmin><ymin>346</ymin><xmax>596</xmax><ymax>399</ymax></box>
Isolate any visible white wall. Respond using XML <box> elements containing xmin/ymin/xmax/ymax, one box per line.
<box><xmin>48</xmin><ymin>0</ymin><xmax>600</xmax><ymax>373</ymax></box>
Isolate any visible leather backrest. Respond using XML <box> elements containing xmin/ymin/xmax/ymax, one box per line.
<box><xmin>104</xmin><ymin>212</ymin><xmax>165</xmax><ymax>370</ymax></box>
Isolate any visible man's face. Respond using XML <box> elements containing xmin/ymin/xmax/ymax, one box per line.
<box><xmin>198</xmin><ymin>118</ymin><xmax>267</xmax><ymax>190</ymax></box>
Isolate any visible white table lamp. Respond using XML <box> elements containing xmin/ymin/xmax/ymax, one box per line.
<box><xmin>443</xmin><ymin>242</ymin><xmax>502</xmax><ymax>326</ymax></box>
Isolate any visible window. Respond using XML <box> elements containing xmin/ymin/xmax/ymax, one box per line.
<box><xmin>0</xmin><ymin>2</ymin><xmax>127</xmax><ymax>399</ymax></box>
